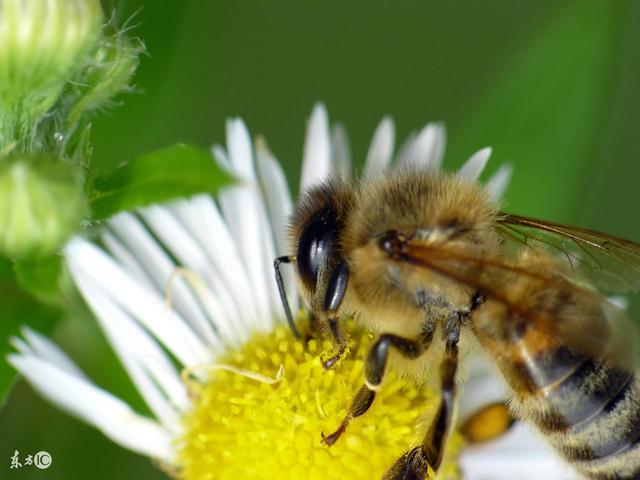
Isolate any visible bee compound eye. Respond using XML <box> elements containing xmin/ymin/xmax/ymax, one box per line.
<box><xmin>323</xmin><ymin>261</ymin><xmax>349</xmax><ymax>312</ymax></box>
<box><xmin>296</xmin><ymin>211</ymin><xmax>339</xmax><ymax>290</ymax></box>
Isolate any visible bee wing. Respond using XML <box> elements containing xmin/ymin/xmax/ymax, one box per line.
<box><xmin>399</xmin><ymin>241</ymin><xmax>640</xmax><ymax>369</ymax></box>
<box><xmin>497</xmin><ymin>213</ymin><xmax>640</xmax><ymax>293</ymax></box>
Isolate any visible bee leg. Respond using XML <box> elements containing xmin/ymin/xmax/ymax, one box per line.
<box><xmin>384</xmin><ymin>312</ymin><xmax>461</xmax><ymax>480</ymax></box>
<box><xmin>323</xmin><ymin>329</ymin><xmax>433</xmax><ymax>446</ymax></box>
<box><xmin>321</xmin><ymin>316</ymin><xmax>349</xmax><ymax>369</ymax></box>
<box><xmin>365</xmin><ymin>333</ymin><xmax>430</xmax><ymax>388</ymax></box>
<box><xmin>322</xmin><ymin>385</ymin><xmax>375</xmax><ymax>445</ymax></box>
<box><xmin>460</xmin><ymin>401</ymin><xmax>516</xmax><ymax>444</ymax></box>
<box><xmin>320</xmin><ymin>261</ymin><xmax>351</xmax><ymax>370</ymax></box>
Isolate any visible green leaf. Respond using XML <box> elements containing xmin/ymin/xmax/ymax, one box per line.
<box><xmin>89</xmin><ymin>143</ymin><xmax>232</xmax><ymax>220</ymax></box>
<box><xmin>13</xmin><ymin>254</ymin><xmax>70</xmax><ymax>306</ymax></box>
<box><xmin>449</xmin><ymin>0</ymin><xmax>628</xmax><ymax>221</ymax></box>
<box><xmin>0</xmin><ymin>257</ymin><xmax>60</xmax><ymax>407</ymax></box>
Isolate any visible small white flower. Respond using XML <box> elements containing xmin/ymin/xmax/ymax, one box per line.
<box><xmin>8</xmin><ymin>103</ymin><xmax>572</xmax><ymax>479</ymax></box>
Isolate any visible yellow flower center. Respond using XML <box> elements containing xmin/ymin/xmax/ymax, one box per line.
<box><xmin>176</xmin><ymin>322</ymin><xmax>462</xmax><ymax>480</ymax></box>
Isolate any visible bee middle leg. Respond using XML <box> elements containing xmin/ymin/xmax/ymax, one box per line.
<box><xmin>322</xmin><ymin>321</ymin><xmax>435</xmax><ymax>446</ymax></box>
<box><xmin>384</xmin><ymin>312</ymin><xmax>461</xmax><ymax>480</ymax></box>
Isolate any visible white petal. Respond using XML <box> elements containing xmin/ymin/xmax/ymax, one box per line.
<box><xmin>170</xmin><ymin>196</ymin><xmax>260</xmax><ymax>330</ymax></box>
<box><xmin>331</xmin><ymin>123</ymin><xmax>351</xmax><ymax>177</ymax></box>
<box><xmin>9</xmin><ymin>336</ymin><xmax>32</xmax><ymax>355</ymax></box>
<box><xmin>608</xmin><ymin>295</ymin><xmax>629</xmax><ymax>310</ymax></box>
<box><xmin>458</xmin><ymin>147</ymin><xmax>492</xmax><ymax>182</ymax></box>
<box><xmin>75</xmin><ymin>274</ymin><xmax>190</xmax><ymax>413</ymax></box>
<box><xmin>226</xmin><ymin>118</ymin><xmax>256</xmax><ymax>180</ymax></box>
<box><xmin>211</xmin><ymin>144</ymin><xmax>231</xmax><ymax>172</ymax></box>
<box><xmin>218</xmin><ymin>118</ymin><xmax>274</xmax><ymax>326</ymax></box>
<box><xmin>107</xmin><ymin>213</ymin><xmax>169</xmax><ymax>291</ymax></box>
<box><xmin>396</xmin><ymin>123</ymin><xmax>446</xmax><ymax>171</ymax></box>
<box><xmin>363</xmin><ymin>116</ymin><xmax>395</xmax><ymax>179</ymax></box>
<box><xmin>77</xmin><ymin>291</ymin><xmax>184</xmax><ymax>433</ymax></box>
<box><xmin>394</xmin><ymin>131</ymin><xmax>417</xmax><ymax>166</ymax></box>
<box><xmin>255</xmin><ymin>197</ymin><xmax>282</xmax><ymax>322</ymax></box>
<box><xmin>119</xmin><ymin>358</ymin><xmax>182</xmax><ymax>435</ymax></box>
<box><xmin>140</xmin><ymin>205</ymin><xmax>242</xmax><ymax>346</ymax></box>
<box><xmin>81</xmin><ymin>290</ymin><xmax>186</xmax><ymax>434</ymax></box>
<box><xmin>254</xmin><ymin>142</ymin><xmax>299</xmax><ymax>314</ymax></box>
<box><xmin>101</xmin><ymin>230</ymin><xmax>153</xmax><ymax>289</ymax></box>
<box><xmin>8</xmin><ymin>354</ymin><xmax>174</xmax><ymax>461</ymax></box>
<box><xmin>65</xmin><ymin>237</ymin><xmax>208</xmax><ymax>367</ymax></box>
<box><xmin>300</xmin><ymin>102</ymin><xmax>331</xmax><ymax>192</ymax></box>
<box><xmin>486</xmin><ymin>164</ymin><xmax>513</xmax><ymax>201</ymax></box>
<box><xmin>255</xmin><ymin>138</ymin><xmax>294</xmax><ymax>256</ymax></box>
<box><xmin>218</xmin><ymin>187</ymin><xmax>274</xmax><ymax>328</ymax></box>
<box><xmin>108</xmin><ymin>212</ymin><xmax>220</xmax><ymax>347</ymax></box>
<box><xmin>460</xmin><ymin>423</ymin><xmax>578</xmax><ymax>480</ymax></box>
<box><xmin>218</xmin><ymin>118</ymin><xmax>282</xmax><ymax>325</ymax></box>
<box><xmin>20</xmin><ymin>326</ymin><xmax>88</xmax><ymax>380</ymax></box>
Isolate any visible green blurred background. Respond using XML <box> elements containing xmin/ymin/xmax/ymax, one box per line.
<box><xmin>2</xmin><ymin>0</ymin><xmax>639</xmax><ymax>478</ymax></box>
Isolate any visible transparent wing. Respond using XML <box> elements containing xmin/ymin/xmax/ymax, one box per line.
<box><xmin>497</xmin><ymin>213</ymin><xmax>640</xmax><ymax>293</ymax></box>
<box><xmin>396</xmin><ymin>240</ymin><xmax>640</xmax><ymax>368</ymax></box>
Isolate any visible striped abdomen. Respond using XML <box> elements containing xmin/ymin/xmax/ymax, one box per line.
<box><xmin>479</xmin><ymin>317</ymin><xmax>640</xmax><ymax>479</ymax></box>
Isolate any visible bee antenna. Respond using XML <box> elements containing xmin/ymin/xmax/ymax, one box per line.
<box><xmin>274</xmin><ymin>256</ymin><xmax>301</xmax><ymax>339</ymax></box>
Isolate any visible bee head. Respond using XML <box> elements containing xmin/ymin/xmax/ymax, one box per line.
<box><xmin>288</xmin><ymin>180</ymin><xmax>354</xmax><ymax>314</ymax></box>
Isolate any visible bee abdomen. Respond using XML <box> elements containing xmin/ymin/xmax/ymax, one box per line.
<box><xmin>510</xmin><ymin>341</ymin><xmax>640</xmax><ymax>479</ymax></box>
<box><xmin>552</xmin><ymin>370</ymin><xmax>640</xmax><ymax>479</ymax></box>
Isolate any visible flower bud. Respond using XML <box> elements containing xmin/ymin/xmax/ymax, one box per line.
<box><xmin>0</xmin><ymin>155</ymin><xmax>86</xmax><ymax>258</ymax></box>
<box><xmin>0</xmin><ymin>0</ymin><xmax>103</xmax><ymax>150</ymax></box>
<box><xmin>65</xmin><ymin>32</ymin><xmax>143</xmax><ymax>129</ymax></box>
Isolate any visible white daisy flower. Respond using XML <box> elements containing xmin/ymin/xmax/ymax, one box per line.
<box><xmin>7</xmin><ymin>103</ymin><xmax>574</xmax><ymax>479</ymax></box>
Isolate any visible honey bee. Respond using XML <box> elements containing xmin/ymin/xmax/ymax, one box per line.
<box><xmin>273</xmin><ymin>168</ymin><xmax>640</xmax><ymax>479</ymax></box>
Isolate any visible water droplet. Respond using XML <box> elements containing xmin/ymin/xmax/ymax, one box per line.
<box><xmin>53</xmin><ymin>132</ymin><xmax>64</xmax><ymax>143</ymax></box>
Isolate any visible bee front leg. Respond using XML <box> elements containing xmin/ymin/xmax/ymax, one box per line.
<box><xmin>323</xmin><ymin>326</ymin><xmax>434</xmax><ymax>446</ymax></box>
<box><xmin>384</xmin><ymin>312</ymin><xmax>461</xmax><ymax>480</ymax></box>
<box><xmin>319</xmin><ymin>261</ymin><xmax>351</xmax><ymax>370</ymax></box>
<box><xmin>321</xmin><ymin>316</ymin><xmax>350</xmax><ymax>369</ymax></box>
